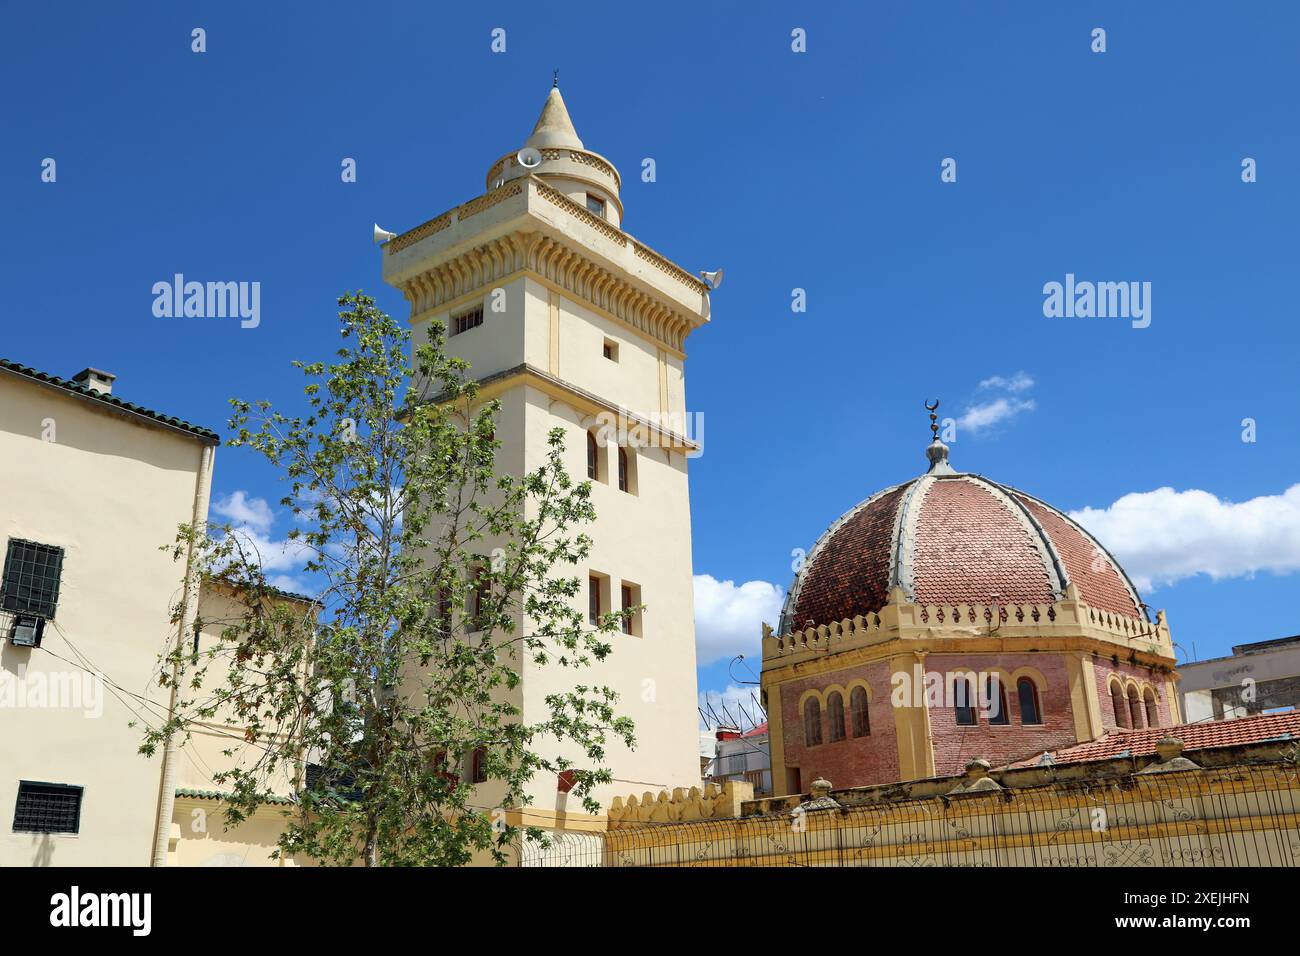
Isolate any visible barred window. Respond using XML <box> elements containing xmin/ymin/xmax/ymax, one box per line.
<box><xmin>13</xmin><ymin>781</ymin><xmax>82</xmax><ymax>834</ymax></box>
<box><xmin>2</xmin><ymin>539</ymin><xmax>64</xmax><ymax>618</ymax></box>
<box><xmin>451</xmin><ymin>305</ymin><xmax>484</xmax><ymax>336</ymax></box>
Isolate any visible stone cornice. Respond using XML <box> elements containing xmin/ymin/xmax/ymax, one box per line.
<box><xmin>414</xmin><ymin>362</ymin><xmax>700</xmax><ymax>453</ymax></box>
<box><xmin>393</xmin><ymin>225</ymin><xmax>704</xmax><ymax>353</ymax></box>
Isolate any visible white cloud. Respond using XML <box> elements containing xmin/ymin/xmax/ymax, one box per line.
<box><xmin>957</xmin><ymin>396</ymin><xmax>1036</xmax><ymax>434</ymax></box>
<box><xmin>209</xmin><ymin>491</ymin><xmax>315</xmax><ymax>584</ymax></box>
<box><xmin>1069</xmin><ymin>484</ymin><xmax>1300</xmax><ymax>592</ymax></box>
<box><xmin>693</xmin><ymin>574</ymin><xmax>783</xmax><ymax>667</ymax></box>
<box><xmin>978</xmin><ymin>371</ymin><xmax>1034</xmax><ymax>393</ymax></box>
<box><xmin>212</xmin><ymin>490</ymin><xmax>275</xmax><ymax>534</ymax></box>
<box><xmin>956</xmin><ymin>372</ymin><xmax>1037</xmax><ymax>435</ymax></box>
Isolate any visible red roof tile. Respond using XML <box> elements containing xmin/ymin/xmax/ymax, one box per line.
<box><xmin>1003</xmin><ymin>711</ymin><xmax>1300</xmax><ymax>768</ymax></box>
<box><xmin>1014</xmin><ymin>492</ymin><xmax>1141</xmax><ymax>617</ymax></box>
<box><xmin>912</xmin><ymin>478</ymin><xmax>1054</xmax><ymax>607</ymax></box>
<box><xmin>787</xmin><ymin>483</ymin><xmax>909</xmax><ymax>630</ymax></box>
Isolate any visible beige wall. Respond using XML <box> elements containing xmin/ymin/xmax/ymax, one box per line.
<box><xmin>0</xmin><ymin>374</ymin><xmax>212</xmax><ymax>866</ymax></box>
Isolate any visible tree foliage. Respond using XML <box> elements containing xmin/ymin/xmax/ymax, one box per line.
<box><xmin>143</xmin><ymin>291</ymin><xmax>635</xmax><ymax>866</ymax></box>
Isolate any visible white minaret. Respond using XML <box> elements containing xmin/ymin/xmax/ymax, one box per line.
<box><xmin>383</xmin><ymin>85</ymin><xmax>710</xmax><ymax>822</ymax></box>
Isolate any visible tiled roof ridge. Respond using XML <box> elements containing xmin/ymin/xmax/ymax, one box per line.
<box><xmin>175</xmin><ymin>787</ymin><xmax>295</xmax><ymax>805</ymax></box>
<box><xmin>0</xmin><ymin>358</ymin><xmax>220</xmax><ymax>444</ymax></box>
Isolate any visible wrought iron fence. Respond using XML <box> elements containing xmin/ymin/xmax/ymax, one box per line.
<box><xmin>519</xmin><ymin>764</ymin><xmax>1300</xmax><ymax>867</ymax></box>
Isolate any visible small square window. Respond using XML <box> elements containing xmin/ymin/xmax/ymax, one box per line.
<box><xmin>602</xmin><ymin>339</ymin><xmax>618</xmax><ymax>361</ymax></box>
<box><xmin>451</xmin><ymin>305</ymin><xmax>484</xmax><ymax>336</ymax></box>
<box><xmin>2</xmin><ymin>539</ymin><xmax>64</xmax><ymax>619</ymax></box>
<box><xmin>13</xmin><ymin>781</ymin><xmax>83</xmax><ymax>834</ymax></box>
<box><xmin>586</xmin><ymin>194</ymin><xmax>606</xmax><ymax>219</ymax></box>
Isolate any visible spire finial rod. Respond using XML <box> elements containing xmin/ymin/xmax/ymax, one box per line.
<box><xmin>924</xmin><ymin>399</ymin><xmax>955</xmax><ymax>474</ymax></box>
<box><xmin>553</xmin><ymin>68</ymin><xmax>559</xmax><ymax>89</ymax></box>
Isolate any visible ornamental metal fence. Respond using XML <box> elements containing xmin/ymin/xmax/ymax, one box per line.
<box><xmin>519</xmin><ymin>764</ymin><xmax>1300</xmax><ymax>867</ymax></box>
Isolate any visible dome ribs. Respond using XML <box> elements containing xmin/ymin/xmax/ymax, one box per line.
<box><xmin>1011</xmin><ymin>493</ymin><xmax>1143</xmax><ymax>619</ymax></box>
<box><xmin>787</xmin><ymin>484</ymin><xmax>909</xmax><ymax>632</ymax></box>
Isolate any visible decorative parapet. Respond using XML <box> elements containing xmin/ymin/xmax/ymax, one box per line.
<box><xmin>608</xmin><ymin>780</ymin><xmax>753</xmax><ymax>830</ymax></box>
<box><xmin>762</xmin><ymin>592</ymin><xmax>1174</xmax><ymax>666</ymax></box>
<box><xmin>388</xmin><ymin>181</ymin><xmax>525</xmax><ymax>255</ymax></box>
<box><xmin>386</xmin><ymin>175</ymin><xmax>709</xmax><ymax>299</ymax></box>
<box><xmin>486</xmin><ymin>146</ymin><xmax>622</xmax><ymax>192</ymax></box>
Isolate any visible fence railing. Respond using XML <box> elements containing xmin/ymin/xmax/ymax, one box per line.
<box><xmin>520</xmin><ymin>764</ymin><xmax>1300</xmax><ymax>867</ymax></box>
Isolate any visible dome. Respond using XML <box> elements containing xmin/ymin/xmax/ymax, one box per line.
<box><xmin>778</xmin><ymin>447</ymin><xmax>1145</xmax><ymax>634</ymax></box>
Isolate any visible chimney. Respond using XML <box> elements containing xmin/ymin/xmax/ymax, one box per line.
<box><xmin>72</xmin><ymin>368</ymin><xmax>116</xmax><ymax>396</ymax></box>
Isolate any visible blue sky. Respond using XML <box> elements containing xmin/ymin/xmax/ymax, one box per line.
<box><xmin>4</xmin><ymin>1</ymin><xmax>1298</xmax><ymax>718</ymax></box>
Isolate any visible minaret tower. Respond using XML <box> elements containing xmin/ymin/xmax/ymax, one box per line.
<box><xmin>382</xmin><ymin>85</ymin><xmax>711</xmax><ymax>822</ymax></box>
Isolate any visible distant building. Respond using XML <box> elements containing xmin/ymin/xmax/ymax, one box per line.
<box><xmin>1179</xmin><ymin>635</ymin><xmax>1300</xmax><ymax>722</ymax></box>
<box><xmin>706</xmin><ymin>723</ymin><xmax>771</xmax><ymax>796</ymax></box>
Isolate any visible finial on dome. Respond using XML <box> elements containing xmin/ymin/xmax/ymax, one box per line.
<box><xmin>924</xmin><ymin>399</ymin><xmax>955</xmax><ymax>474</ymax></box>
<box><xmin>553</xmin><ymin>68</ymin><xmax>559</xmax><ymax>89</ymax></box>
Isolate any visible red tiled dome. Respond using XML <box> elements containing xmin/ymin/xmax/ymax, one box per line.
<box><xmin>779</xmin><ymin>468</ymin><xmax>1144</xmax><ymax>633</ymax></box>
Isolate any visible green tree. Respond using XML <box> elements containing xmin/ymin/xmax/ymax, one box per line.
<box><xmin>143</xmin><ymin>291</ymin><xmax>635</xmax><ymax>866</ymax></box>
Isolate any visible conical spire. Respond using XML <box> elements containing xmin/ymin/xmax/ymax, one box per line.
<box><xmin>525</xmin><ymin>86</ymin><xmax>584</xmax><ymax>150</ymax></box>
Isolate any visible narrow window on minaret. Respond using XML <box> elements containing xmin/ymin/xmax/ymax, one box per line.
<box><xmin>587</xmin><ymin>431</ymin><xmax>600</xmax><ymax>481</ymax></box>
<box><xmin>618</xmin><ymin>447</ymin><xmax>629</xmax><ymax>492</ymax></box>
<box><xmin>588</xmin><ymin>575</ymin><xmax>601</xmax><ymax>625</ymax></box>
<box><xmin>586</xmin><ymin>194</ymin><xmax>606</xmax><ymax>219</ymax></box>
